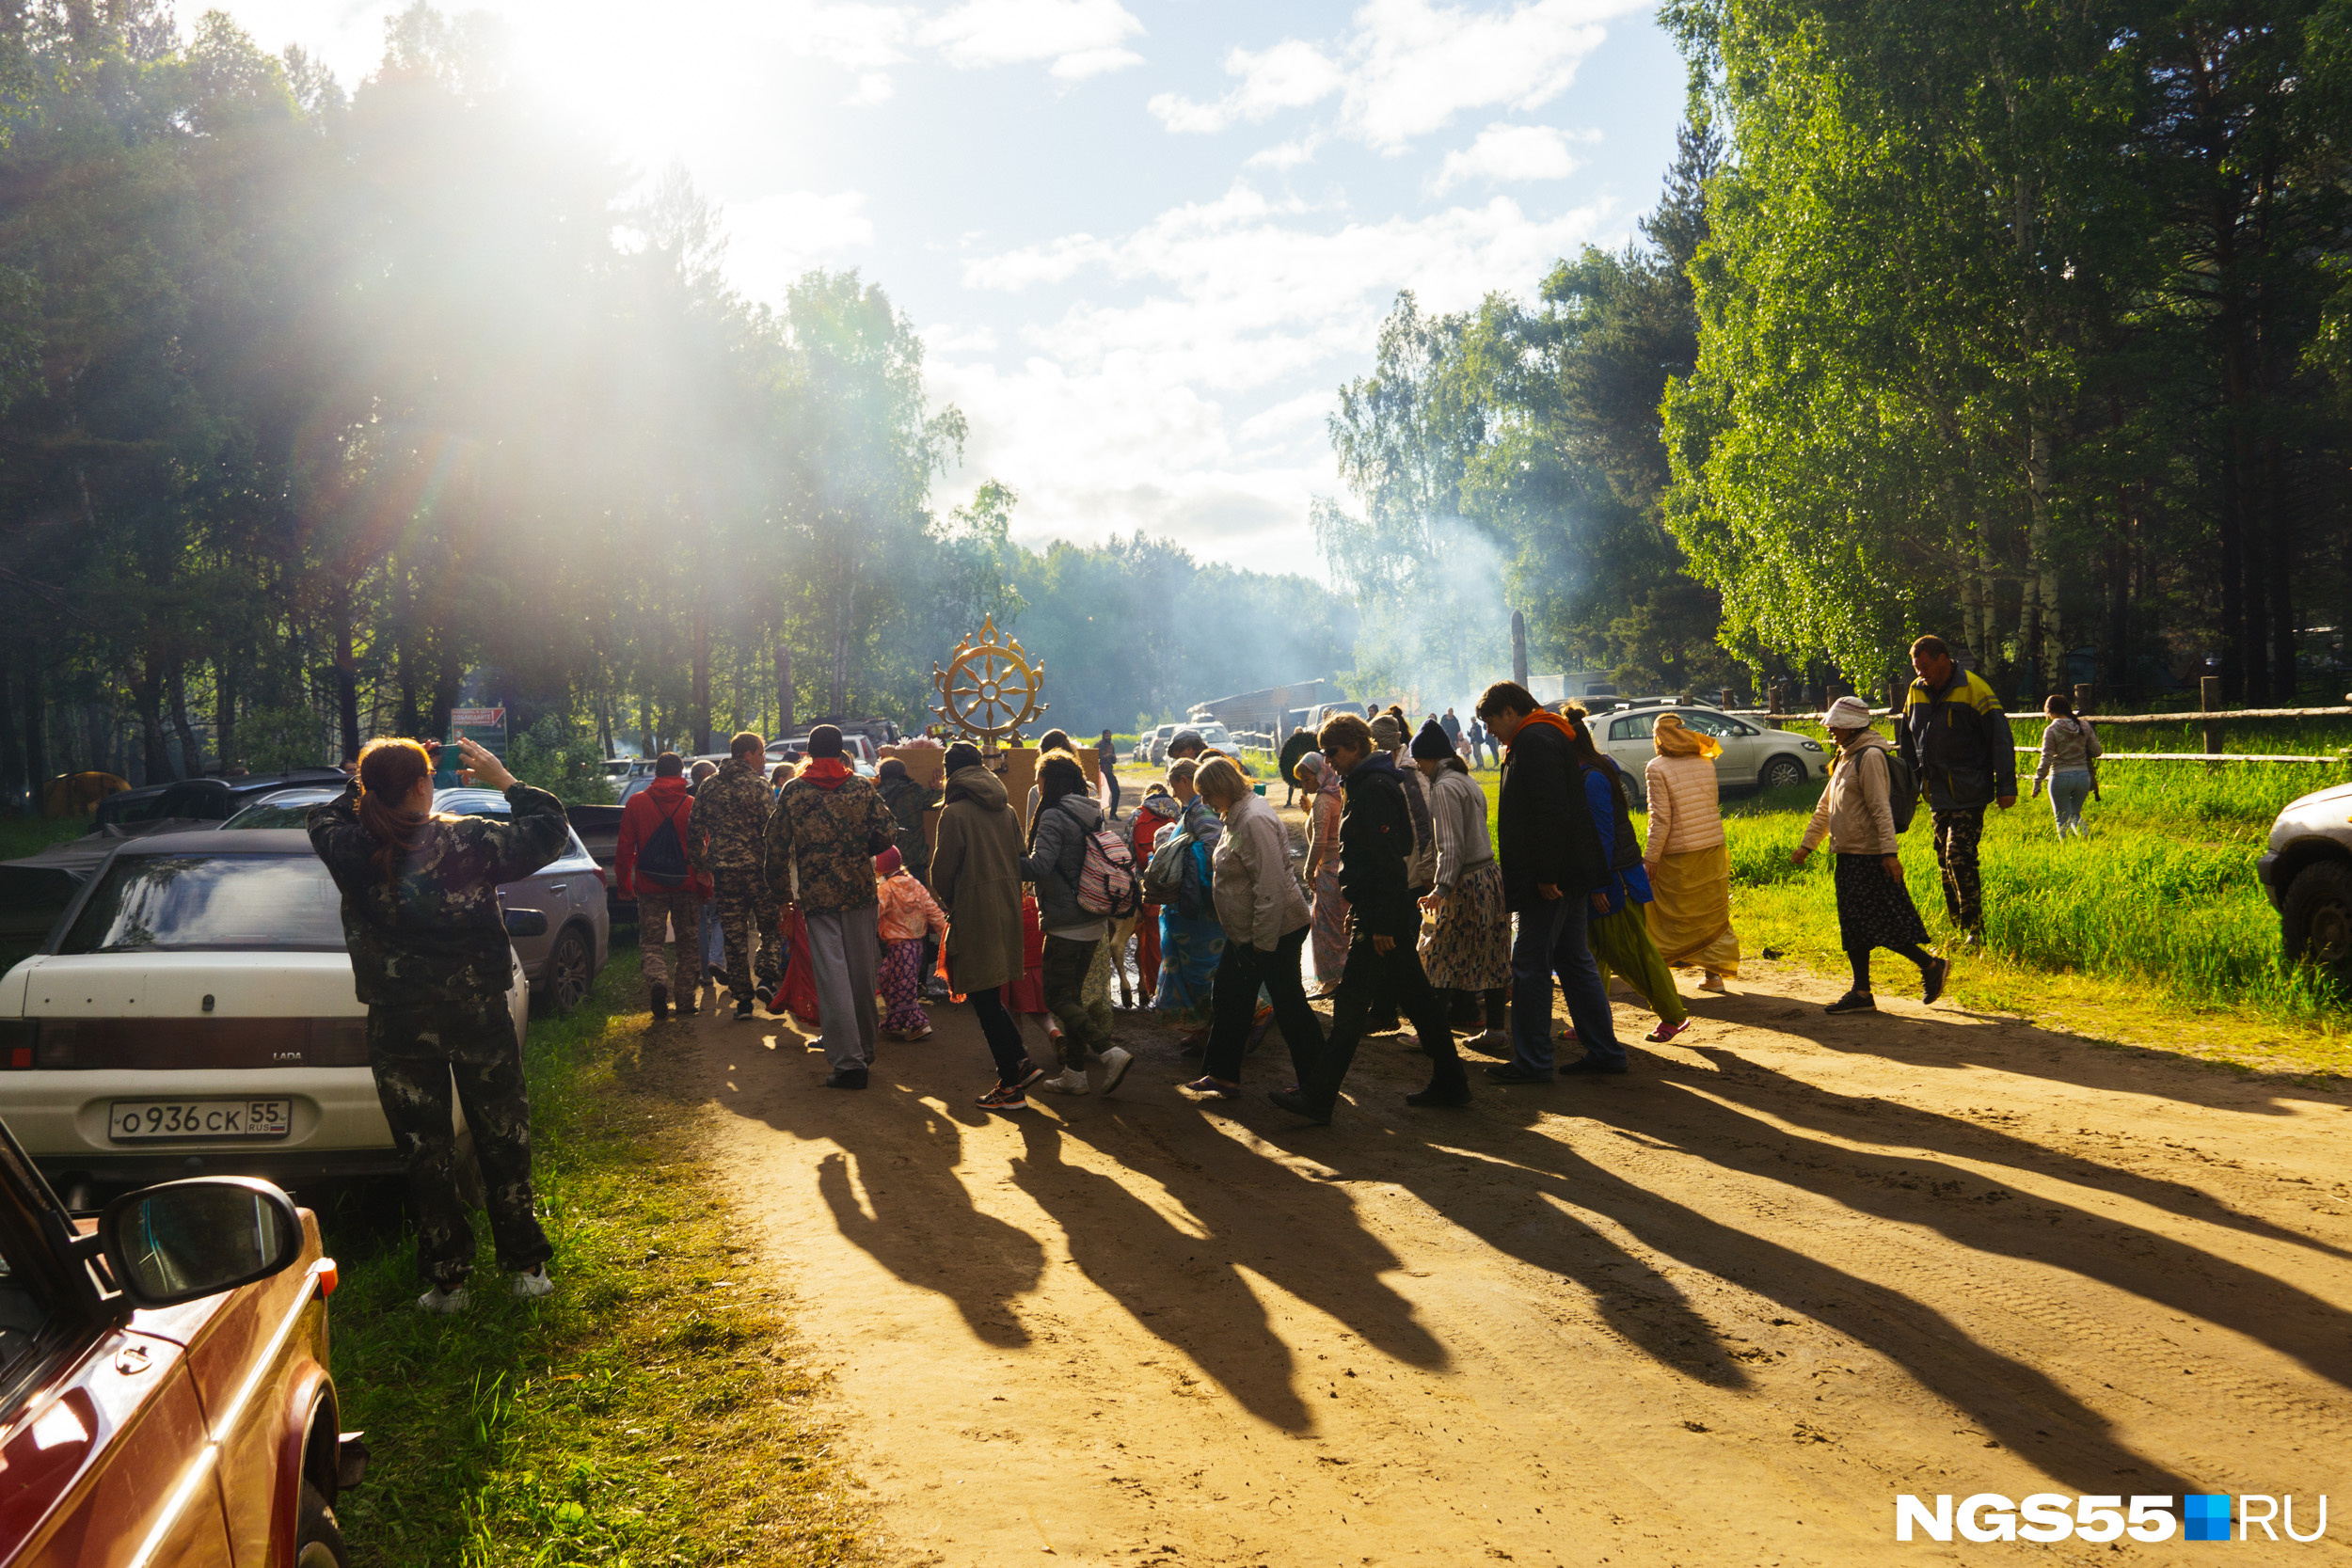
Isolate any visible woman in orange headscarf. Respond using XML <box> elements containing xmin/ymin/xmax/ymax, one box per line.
<box><xmin>1641</xmin><ymin>713</ymin><xmax>1740</xmax><ymax>991</ymax></box>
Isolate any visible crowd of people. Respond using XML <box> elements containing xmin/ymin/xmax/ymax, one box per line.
<box><xmin>311</xmin><ymin>630</ymin><xmax>2071</xmax><ymax>1308</ymax></box>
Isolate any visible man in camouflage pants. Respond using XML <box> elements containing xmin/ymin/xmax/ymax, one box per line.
<box><xmin>369</xmin><ymin>997</ymin><xmax>550</xmax><ymax>1291</ymax></box>
<box><xmin>691</xmin><ymin>730</ymin><xmax>783</xmax><ymax>1021</ymax></box>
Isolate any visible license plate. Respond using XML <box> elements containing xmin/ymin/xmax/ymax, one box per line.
<box><xmin>108</xmin><ymin>1099</ymin><xmax>294</xmax><ymax>1143</ymax></box>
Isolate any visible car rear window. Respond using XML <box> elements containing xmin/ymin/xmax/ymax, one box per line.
<box><xmin>223</xmin><ymin>792</ymin><xmax>340</xmax><ymax>829</ymax></box>
<box><xmin>58</xmin><ymin>854</ymin><xmax>347</xmax><ymax>954</ymax></box>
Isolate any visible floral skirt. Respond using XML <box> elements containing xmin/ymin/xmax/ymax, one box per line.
<box><xmin>1834</xmin><ymin>852</ymin><xmax>1931</xmax><ymax>952</ymax></box>
<box><xmin>1420</xmin><ymin>859</ymin><xmax>1509</xmax><ymax>991</ymax></box>
<box><xmin>1154</xmin><ymin>910</ymin><xmax>1225</xmax><ymax>1029</ymax></box>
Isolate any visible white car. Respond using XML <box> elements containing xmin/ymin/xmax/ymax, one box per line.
<box><xmin>226</xmin><ymin>784</ymin><xmax>610</xmax><ymax>1012</ymax></box>
<box><xmin>0</xmin><ymin>827</ymin><xmax>531</xmax><ymax>1205</ymax></box>
<box><xmin>1142</xmin><ymin>724</ymin><xmax>1179</xmax><ymax>765</ymax></box>
<box><xmin>1597</xmin><ymin>705</ymin><xmax>1828</xmax><ymax>803</ymax></box>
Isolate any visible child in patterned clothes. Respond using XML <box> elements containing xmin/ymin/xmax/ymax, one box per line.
<box><xmin>875</xmin><ymin>847</ymin><xmax>948</xmax><ymax>1040</ymax></box>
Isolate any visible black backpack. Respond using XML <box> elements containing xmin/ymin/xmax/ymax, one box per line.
<box><xmin>1865</xmin><ymin>745</ymin><xmax>1922</xmax><ymax>835</ymax></box>
<box><xmin>636</xmin><ymin>798</ymin><xmax>694</xmax><ymax>889</ymax></box>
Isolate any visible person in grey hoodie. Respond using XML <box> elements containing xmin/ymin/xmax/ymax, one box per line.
<box><xmin>1020</xmin><ymin>751</ymin><xmax>1134</xmax><ymax>1096</ymax></box>
<box><xmin>1183</xmin><ymin>755</ymin><xmax>1324</xmax><ymax>1098</ymax></box>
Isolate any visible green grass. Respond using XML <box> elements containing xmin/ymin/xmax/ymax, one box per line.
<box><xmin>328</xmin><ymin>950</ymin><xmax>861</xmax><ymax>1567</ymax></box>
<box><xmin>1472</xmin><ymin>753</ymin><xmax>2352</xmax><ymax>1058</ymax></box>
<box><xmin>0</xmin><ymin>816</ymin><xmax>88</xmax><ymax>859</ymax></box>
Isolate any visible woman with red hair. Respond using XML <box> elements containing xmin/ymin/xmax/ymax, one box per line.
<box><xmin>308</xmin><ymin>735</ymin><xmax>570</xmax><ymax>1314</ymax></box>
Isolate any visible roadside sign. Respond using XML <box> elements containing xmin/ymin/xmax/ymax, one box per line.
<box><xmin>439</xmin><ymin>705</ymin><xmax>508</xmax><ymax>785</ymax></box>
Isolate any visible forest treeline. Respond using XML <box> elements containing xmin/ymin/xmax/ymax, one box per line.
<box><xmin>1318</xmin><ymin>0</ymin><xmax>2352</xmax><ymax>708</ymax></box>
<box><xmin>0</xmin><ymin>2</ymin><xmax>1349</xmax><ymax>799</ymax></box>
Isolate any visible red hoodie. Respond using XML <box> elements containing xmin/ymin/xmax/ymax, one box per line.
<box><xmin>616</xmin><ymin>775</ymin><xmax>710</xmax><ymax>898</ymax></box>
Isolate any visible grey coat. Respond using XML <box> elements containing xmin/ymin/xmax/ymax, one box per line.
<box><xmin>1210</xmin><ymin>791</ymin><xmax>1311</xmax><ymax>950</ymax></box>
<box><xmin>930</xmin><ymin>765</ymin><xmax>1026</xmax><ymax>993</ymax></box>
<box><xmin>1022</xmin><ymin>791</ymin><xmax>1106</xmax><ymax>932</ymax></box>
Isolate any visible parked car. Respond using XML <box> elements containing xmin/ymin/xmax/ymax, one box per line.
<box><xmin>0</xmin><ymin>828</ymin><xmax>533</xmax><ymax>1203</ymax></box>
<box><xmin>564</xmin><ymin>803</ymin><xmax>632</xmax><ymax>926</ymax></box>
<box><xmin>2259</xmin><ymin>783</ymin><xmax>2352</xmax><ymax>985</ymax></box>
<box><xmin>0</xmin><ymin>1120</ymin><xmax>363</xmax><ymax>1565</ymax></box>
<box><xmin>1597</xmin><ymin>705</ymin><xmax>1827</xmax><ymax>803</ymax></box>
<box><xmin>1142</xmin><ymin>725</ymin><xmax>1179</xmax><ymax>766</ymax></box>
<box><xmin>94</xmin><ymin>769</ymin><xmax>350</xmax><ymax>832</ymax></box>
<box><xmin>217</xmin><ymin>785</ymin><xmax>609</xmax><ymax>1011</ymax></box>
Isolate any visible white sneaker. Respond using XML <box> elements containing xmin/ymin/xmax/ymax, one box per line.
<box><xmin>418</xmin><ymin>1284</ymin><xmax>470</xmax><ymax>1315</ymax></box>
<box><xmin>513</xmin><ymin>1266</ymin><xmax>555</xmax><ymax>1300</ymax></box>
<box><xmin>1096</xmin><ymin>1046</ymin><xmax>1133</xmax><ymax>1096</ymax></box>
<box><xmin>1040</xmin><ymin>1068</ymin><xmax>1090</xmax><ymax>1095</ymax></box>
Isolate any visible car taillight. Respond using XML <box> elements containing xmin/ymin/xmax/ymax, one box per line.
<box><xmin>0</xmin><ymin>1019</ymin><xmax>36</xmax><ymax>1069</ymax></box>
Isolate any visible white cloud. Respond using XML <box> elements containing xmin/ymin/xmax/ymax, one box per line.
<box><xmin>783</xmin><ymin>1</ymin><xmax>913</xmax><ymax>70</ymax></box>
<box><xmin>847</xmin><ymin>71</ymin><xmax>897</xmax><ymax>105</ymax></box>
<box><xmin>1244</xmin><ymin>135</ymin><xmax>1324</xmax><ymax>170</ymax></box>
<box><xmin>1148</xmin><ymin>39</ymin><xmax>1345</xmax><ymax>134</ymax></box>
<box><xmin>936</xmin><ymin>182</ymin><xmax>1613</xmax><ymax>568</ymax></box>
<box><xmin>722</xmin><ymin>190</ymin><xmax>876</xmax><ymax>305</ymax></box>
<box><xmin>1432</xmin><ymin>121</ymin><xmax>1588</xmax><ymax>192</ymax></box>
<box><xmin>916</xmin><ymin>0</ymin><xmax>1143</xmax><ymax>77</ymax></box>
<box><xmin>1151</xmin><ymin>0</ymin><xmax>1640</xmax><ymax>154</ymax></box>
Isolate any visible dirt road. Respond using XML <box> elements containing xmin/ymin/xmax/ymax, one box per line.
<box><xmin>680</xmin><ymin>959</ymin><xmax>2352</xmax><ymax>1565</ymax></box>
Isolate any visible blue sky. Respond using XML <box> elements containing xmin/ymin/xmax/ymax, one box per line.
<box><xmin>215</xmin><ymin>0</ymin><xmax>1687</xmax><ymax>577</ymax></box>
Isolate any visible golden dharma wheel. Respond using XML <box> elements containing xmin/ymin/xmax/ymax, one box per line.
<box><xmin>930</xmin><ymin>616</ymin><xmax>1046</xmax><ymax>745</ymax></box>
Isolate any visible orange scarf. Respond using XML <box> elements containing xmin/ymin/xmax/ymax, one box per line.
<box><xmin>1505</xmin><ymin>709</ymin><xmax>1576</xmax><ymax>751</ymax></box>
<box><xmin>798</xmin><ymin>756</ymin><xmax>853</xmax><ymax>790</ymax></box>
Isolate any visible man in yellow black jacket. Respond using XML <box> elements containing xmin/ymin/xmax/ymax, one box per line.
<box><xmin>1898</xmin><ymin>635</ymin><xmax>2016</xmax><ymax>941</ymax></box>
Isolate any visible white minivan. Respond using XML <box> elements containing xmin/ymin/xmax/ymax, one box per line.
<box><xmin>0</xmin><ymin>828</ymin><xmax>532</xmax><ymax>1205</ymax></box>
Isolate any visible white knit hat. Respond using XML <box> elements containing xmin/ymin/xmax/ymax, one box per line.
<box><xmin>1821</xmin><ymin>695</ymin><xmax>1876</xmax><ymax>730</ymax></box>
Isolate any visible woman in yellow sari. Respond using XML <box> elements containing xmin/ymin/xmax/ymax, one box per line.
<box><xmin>1641</xmin><ymin>713</ymin><xmax>1740</xmax><ymax>991</ymax></box>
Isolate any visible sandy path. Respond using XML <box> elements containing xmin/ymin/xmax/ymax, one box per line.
<box><xmin>671</xmin><ymin>946</ymin><xmax>2352</xmax><ymax>1567</ymax></box>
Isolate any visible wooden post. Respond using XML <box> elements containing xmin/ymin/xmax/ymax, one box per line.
<box><xmin>2201</xmin><ymin>675</ymin><xmax>2222</xmax><ymax>769</ymax></box>
<box><xmin>775</xmin><ymin>647</ymin><xmax>793</xmax><ymax>737</ymax></box>
<box><xmin>1511</xmin><ymin>610</ymin><xmax>1529</xmax><ymax>688</ymax></box>
<box><xmin>2073</xmin><ymin>682</ymin><xmax>2093</xmax><ymax>716</ymax></box>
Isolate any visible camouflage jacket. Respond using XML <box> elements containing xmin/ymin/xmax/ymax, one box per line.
<box><xmin>876</xmin><ymin>773</ymin><xmax>941</xmax><ymax>877</ymax></box>
<box><xmin>688</xmin><ymin>754</ymin><xmax>773</xmax><ymax>876</ymax></box>
<box><xmin>765</xmin><ymin>765</ymin><xmax>899</xmax><ymax>912</ymax></box>
<box><xmin>307</xmin><ymin>780</ymin><xmax>568</xmax><ymax>1006</ymax></box>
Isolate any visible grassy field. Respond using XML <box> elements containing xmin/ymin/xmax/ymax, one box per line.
<box><xmin>1472</xmin><ymin>747</ymin><xmax>2352</xmax><ymax>1074</ymax></box>
<box><xmin>0</xmin><ymin>816</ymin><xmax>88</xmax><ymax>859</ymax></box>
<box><xmin>326</xmin><ymin>949</ymin><xmax>862</xmax><ymax>1568</ymax></box>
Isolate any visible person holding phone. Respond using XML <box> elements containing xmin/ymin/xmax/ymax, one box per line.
<box><xmin>308</xmin><ymin>734</ymin><xmax>570</xmax><ymax>1314</ymax></box>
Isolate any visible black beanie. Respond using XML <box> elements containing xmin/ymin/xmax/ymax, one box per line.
<box><xmin>807</xmin><ymin>724</ymin><xmax>845</xmax><ymax>759</ymax></box>
<box><xmin>1410</xmin><ymin>719</ymin><xmax>1453</xmax><ymax>760</ymax></box>
<box><xmin>946</xmin><ymin>742</ymin><xmax>982</xmax><ymax>774</ymax></box>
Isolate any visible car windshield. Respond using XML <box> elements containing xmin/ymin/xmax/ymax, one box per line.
<box><xmin>59</xmin><ymin>854</ymin><xmax>347</xmax><ymax>954</ymax></box>
<box><xmin>222</xmin><ymin>789</ymin><xmax>342</xmax><ymax>829</ymax></box>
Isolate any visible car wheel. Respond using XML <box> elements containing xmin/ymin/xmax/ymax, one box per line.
<box><xmin>296</xmin><ymin>1480</ymin><xmax>351</xmax><ymax>1568</ymax></box>
<box><xmin>1760</xmin><ymin>755</ymin><xmax>1807</xmax><ymax>791</ymax></box>
<box><xmin>2282</xmin><ymin>860</ymin><xmax>2352</xmax><ymax>982</ymax></box>
<box><xmin>543</xmin><ymin>926</ymin><xmax>594</xmax><ymax>1015</ymax></box>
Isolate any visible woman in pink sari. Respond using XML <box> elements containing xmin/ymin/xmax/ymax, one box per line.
<box><xmin>1296</xmin><ymin>750</ymin><xmax>1349</xmax><ymax>997</ymax></box>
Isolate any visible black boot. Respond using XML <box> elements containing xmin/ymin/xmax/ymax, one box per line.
<box><xmin>649</xmin><ymin>984</ymin><xmax>669</xmax><ymax>1022</ymax></box>
<box><xmin>675</xmin><ymin>990</ymin><xmax>698</xmax><ymax>1018</ymax></box>
<box><xmin>1406</xmin><ymin>1066</ymin><xmax>1471</xmax><ymax>1108</ymax></box>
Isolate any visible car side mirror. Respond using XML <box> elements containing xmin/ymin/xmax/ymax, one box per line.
<box><xmin>100</xmin><ymin>1177</ymin><xmax>302</xmax><ymax>1308</ymax></box>
<box><xmin>504</xmin><ymin>908</ymin><xmax>548</xmax><ymax>938</ymax></box>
